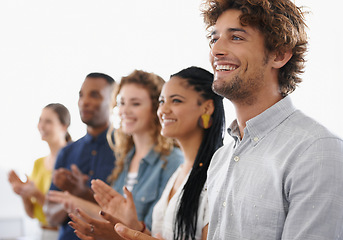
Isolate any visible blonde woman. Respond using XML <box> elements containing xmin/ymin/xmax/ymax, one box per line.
<box><xmin>48</xmin><ymin>70</ymin><xmax>183</xmax><ymax>239</ymax></box>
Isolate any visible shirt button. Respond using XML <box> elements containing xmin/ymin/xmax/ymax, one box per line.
<box><xmin>89</xmin><ymin>170</ymin><xmax>94</xmax><ymax>176</ymax></box>
<box><xmin>234</xmin><ymin>156</ymin><xmax>240</xmax><ymax>162</ymax></box>
<box><xmin>141</xmin><ymin>197</ymin><xmax>145</xmax><ymax>202</ymax></box>
<box><xmin>253</xmin><ymin>137</ymin><xmax>259</xmax><ymax>142</ymax></box>
<box><xmin>223</xmin><ymin>201</ymin><xmax>226</xmax><ymax>207</ymax></box>
<box><xmin>91</xmin><ymin>150</ymin><xmax>97</xmax><ymax>156</ymax></box>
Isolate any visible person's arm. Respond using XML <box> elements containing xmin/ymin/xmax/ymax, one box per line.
<box><xmin>20</xmin><ymin>198</ymin><xmax>34</xmax><ymax>218</ymax></box>
<box><xmin>20</xmin><ymin>180</ymin><xmax>46</xmax><ymax>218</ymax></box>
<box><xmin>44</xmin><ymin>150</ymin><xmax>69</xmax><ymax>226</ymax></box>
<box><xmin>8</xmin><ymin>170</ymin><xmax>45</xmax><ymax>219</ymax></box>
<box><xmin>47</xmin><ymin>190</ymin><xmax>101</xmax><ymax>219</ymax></box>
<box><xmin>43</xmin><ymin>200</ymin><xmax>68</xmax><ymax>227</ymax></box>
<box><xmin>282</xmin><ymin>138</ymin><xmax>343</xmax><ymax>239</ymax></box>
<box><xmin>115</xmin><ymin>224</ymin><xmax>162</xmax><ymax>240</ymax></box>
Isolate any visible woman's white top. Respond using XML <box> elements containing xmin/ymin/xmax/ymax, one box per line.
<box><xmin>151</xmin><ymin>166</ymin><xmax>209</xmax><ymax>240</ymax></box>
<box><xmin>125</xmin><ymin>172</ymin><xmax>138</xmax><ymax>192</ymax></box>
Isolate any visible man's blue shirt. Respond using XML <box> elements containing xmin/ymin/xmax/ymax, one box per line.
<box><xmin>50</xmin><ymin>129</ymin><xmax>115</xmax><ymax>240</ymax></box>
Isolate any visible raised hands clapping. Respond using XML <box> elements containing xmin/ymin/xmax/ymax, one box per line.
<box><xmin>91</xmin><ymin>179</ymin><xmax>143</xmax><ymax>231</ymax></box>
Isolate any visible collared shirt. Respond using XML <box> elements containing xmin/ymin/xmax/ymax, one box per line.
<box><xmin>207</xmin><ymin>96</ymin><xmax>343</xmax><ymax>240</ymax></box>
<box><xmin>50</xmin><ymin>129</ymin><xmax>116</xmax><ymax>240</ymax></box>
<box><xmin>113</xmin><ymin>147</ymin><xmax>183</xmax><ymax>231</ymax></box>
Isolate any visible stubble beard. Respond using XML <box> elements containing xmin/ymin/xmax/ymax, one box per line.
<box><xmin>212</xmin><ymin>69</ymin><xmax>265</xmax><ymax>106</ymax></box>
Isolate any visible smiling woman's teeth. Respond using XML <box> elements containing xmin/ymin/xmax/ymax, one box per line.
<box><xmin>216</xmin><ymin>65</ymin><xmax>237</xmax><ymax>71</ymax></box>
<box><xmin>163</xmin><ymin>119</ymin><xmax>176</xmax><ymax>123</ymax></box>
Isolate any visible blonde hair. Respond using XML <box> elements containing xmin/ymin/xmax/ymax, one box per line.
<box><xmin>107</xmin><ymin>70</ymin><xmax>175</xmax><ymax>184</ymax></box>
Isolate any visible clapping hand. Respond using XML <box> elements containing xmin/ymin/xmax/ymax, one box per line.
<box><xmin>47</xmin><ymin>190</ymin><xmax>80</xmax><ymax>214</ymax></box>
<box><xmin>52</xmin><ymin>164</ymin><xmax>89</xmax><ymax>197</ymax></box>
<box><xmin>91</xmin><ymin>179</ymin><xmax>142</xmax><ymax>231</ymax></box>
<box><xmin>69</xmin><ymin>208</ymin><xmax>123</xmax><ymax>240</ymax></box>
<box><xmin>8</xmin><ymin>170</ymin><xmax>37</xmax><ymax>199</ymax></box>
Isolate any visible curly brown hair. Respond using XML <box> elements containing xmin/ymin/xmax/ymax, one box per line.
<box><xmin>107</xmin><ymin>70</ymin><xmax>175</xmax><ymax>184</ymax></box>
<box><xmin>202</xmin><ymin>0</ymin><xmax>308</xmax><ymax>96</ymax></box>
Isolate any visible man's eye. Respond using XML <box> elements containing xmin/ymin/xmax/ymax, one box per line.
<box><xmin>209</xmin><ymin>38</ymin><xmax>218</xmax><ymax>46</ymax></box>
<box><xmin>91</xmin><ymin>93</ymin><xmax>100</xmax><ymax>98</ymax></box>
<box><xmin>232</xmin><ymin>35</ymin><xmax>243</xmax><ymax>41</ymax></box>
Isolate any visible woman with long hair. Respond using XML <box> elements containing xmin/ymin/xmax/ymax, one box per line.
<box><xmin>71</xmin><ymin>66</ymin><xmax>225</xmax><ymax>240</ymax></box>
<box><xmin>48</xmin><ymin>70</ymin><xmax>183</xmax><ymax>239</ymax></box>
<box><xmin>152</xmin><ymin>66</ymin><xmax>225</xmax><ymax>240</ymax></box>
<box><xmin>8</xmin><ymin>103</ymin><xmax>71</xmax><ymax>239</ymax></box>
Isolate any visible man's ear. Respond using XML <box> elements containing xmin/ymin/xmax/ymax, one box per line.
<box><xmin>203</xmin><ymin>99</ymin><xmax>215</xmax><ymax>115</ymax></box>
<box><xmin>271</xmin><ymin>49</ymin><xmax>293</xmax><ymax>69</ymax></box>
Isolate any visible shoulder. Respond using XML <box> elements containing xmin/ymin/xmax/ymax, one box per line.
<box><xmin>285</xmin><ymin>110</ymin><xmax>343</xmax><ymax>154</ymax></box>
<box><xmin>31</xmin><ymin>157</ymin><xmax>46</xmax><ymax>174</ymax></box>
<box><xmin>58</xmin><ymin>136</ymin><xmax>87</xmax><ymax>154</ymax></box>
<box><xmin>288</xmin><ymin>110</ymin><xmax>340</xmax><ymax>139</ymax></box>
<box><xmin>33</xmin><ymin>156</ymin><xmax>45</xmax><ymax>166</ymax></box>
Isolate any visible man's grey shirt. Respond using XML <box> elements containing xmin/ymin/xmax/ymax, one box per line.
<box><xmin>207</xmin><ymin>96</ymin><xmax>343</xmax><ymax>240</ymax></box>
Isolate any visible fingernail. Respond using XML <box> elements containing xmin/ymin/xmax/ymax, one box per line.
<box><xmin>115</xmin><ymin>225</ymin><xmax>123</xmax><ymax>233</ymax></box>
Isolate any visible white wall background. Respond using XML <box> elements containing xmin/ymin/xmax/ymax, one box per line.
<box><xmin>0</xmin><ymin>0</ymin><xmax>342</xmax><ymax>238</ymax></box>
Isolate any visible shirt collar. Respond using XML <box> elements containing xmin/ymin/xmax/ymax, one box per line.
<box><xmin>84</xmin><ymin>128</ymin><xmax>109</xmax><ymax>144</ymax></box>
<box><xmin>143</xmin><ymin>148</ymin><xmax>160</xmax><ymax>165</ymax></box>
<box><xmin>125</xmin><ymin>146</ymin><xmax>160</xmax><ymax>166</ymax></box>
<box><xmin>228</xmin><ymin>96</ymin><xmax>297</xmax><ymax>145</ymax></box>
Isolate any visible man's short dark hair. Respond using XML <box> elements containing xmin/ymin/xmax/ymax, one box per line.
<box><xmin>86</xmin><ymin>72</ymin><xmax>115</xmax><ymax>85</ymax></box>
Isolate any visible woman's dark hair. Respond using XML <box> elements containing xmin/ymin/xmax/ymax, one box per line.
<box><xmin>172</xmin><ymin>66</ymin><xmax>225</xmax><ymax>240</ymax></box>
<box><xmin>45</xmin><ymin>103</ymin><xmax>72</xmax><ymax>142</ymax></box>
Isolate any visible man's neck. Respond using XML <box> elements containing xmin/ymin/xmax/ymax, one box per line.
<box><xmin>87</xmin><ymin>123</ymin><xmax>109</xmax><ymax>137</ymax></box>
<box><xmin>233</xmin><ymin>93</ymin><xmax>283</xmax><ymax>139</ymax></box>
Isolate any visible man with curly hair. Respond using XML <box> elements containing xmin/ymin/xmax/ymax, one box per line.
<box><xmin>202</xmin><ymin>0</ymin><xmax>343</xmax><ymax>239</ymax></box>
